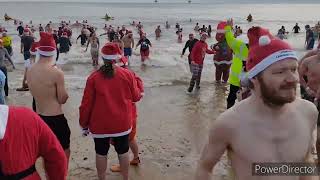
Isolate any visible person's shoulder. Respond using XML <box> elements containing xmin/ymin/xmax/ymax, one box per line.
<box><xmin>295</xmin><ymin>98</ymin><xmax>318</xmax><ymax>124</ymax></box>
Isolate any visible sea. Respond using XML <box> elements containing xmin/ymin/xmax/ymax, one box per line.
<box><xmin>0</xmin><ymin>1</ymin><xmax>320</xmax><ymax>88</ymax></box>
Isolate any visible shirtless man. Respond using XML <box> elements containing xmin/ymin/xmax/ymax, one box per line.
<box><xmin>155</xmin><ymin>25</ymin><xmax>161</xmax><ymax>40</ymax></box>
<box><xmin>195</xmin><ymin>27</ymin><xmax>318</xmax><ymax>180</ymax></box>
<box><xmin>299</xmin><ymin>48</ymin><xmax>320</xmax><ymax>164</ymax></box>
<box><xmin>121</xmin><ymin>31</ymin><xmax>134</xmax><ymax>65</ymax></box>
<box><xmin>26</xmin><ymin>32</ymin><xmax>71</xmax><ymax>167</ymax></box>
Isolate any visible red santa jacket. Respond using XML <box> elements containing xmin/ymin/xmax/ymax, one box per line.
<box><xmin>212</xmin><ymin>41</ymin><xmax>233</xmax><ymax>65</ymax></box>
<box><xmin>79</xmin><ymin>67</ymin><xmax>143</xmax><ymax>137</ymax></box>
<box><xmin>0</xmin><ymin>105</ymin><xmax>67</xmax><ymax>180</ymax></box>
<box><xmin>191</xmin><ymin>40</ymin><xmax>215</xmax><ymax>65</ymax></box>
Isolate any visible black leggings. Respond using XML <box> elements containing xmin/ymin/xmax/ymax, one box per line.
<box><xmin>94</xmin><ymin>135</ymin><xmax>129</xmax><ymax>156</ymax></box>
<box><xmin>227</xmin><ymin>84</ymin><xmax>240</xmax><ymax>109</ymax></box>
<box><xmin>0</xmin><ymin>66</ymin><xmax>8</xmax><ymax>96</ymax></box>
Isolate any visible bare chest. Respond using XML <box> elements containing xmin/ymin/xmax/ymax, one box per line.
<box><xmin>231</xmin><ymin>115</ymin><xmax>311</xmax><ymax>163</ymax></box>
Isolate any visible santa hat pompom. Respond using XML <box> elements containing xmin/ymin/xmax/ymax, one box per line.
<box><xmin>259</xmin><ymin>35</ymin><xmax>271</xmax><ymax>46</ymax></box>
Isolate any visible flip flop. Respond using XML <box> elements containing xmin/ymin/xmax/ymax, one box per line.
<box><xmin>110</xmin><ymin>165</ymin><xmax>121</xmax><ymax>172</ymax></box>
<box><xmin>16</xmin><ymin>87</ymin><xmax>29</xmax><ymax>91</ymax></box>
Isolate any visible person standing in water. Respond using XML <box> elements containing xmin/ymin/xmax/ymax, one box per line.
<box><xmin>187</xmin><ymin>34</ymin><xmax>215</xmax><ymax>93</ymax></box>
<box><xmin>293</xmin><ymin>23</ymin><xmax>301</xmax><ymax>34</ymax></box>
<box><xmin>58</xmin><ymin>32</ymin><xmax>72</xmax><ymax>60</ymax></box>
<box><xmin>77</xmin><ymin>31</ymin><xmax>88</xmax><ymax>47</ymax></box>
<box><xmin>155</xmin><ymin>25</ymin><xmax>161</xmax><ymax>40</ymax></box>
<box><xmin>86</xmin><ymin>32</ymin><xmax>100</xmax><ymax>66</ymax></box>
<box><xmin>136</xmin><ymin>33</ymin><xmax>152</xmax><ymax>65</ymax></box>
<box><xmin>121</xmin><ymin>30</ymin><xmax>135</xmax><ymax>65</ymax></box>
<box><xmin>181</xmin><ymin>33</ymin><xmax>198</xmax><ymax>73</ymax></box>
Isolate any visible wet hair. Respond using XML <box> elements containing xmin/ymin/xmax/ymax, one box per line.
<box><xmin>99</xmin><ymin>60</ymin><xmax>115</xmax><ymax>78</ymax></box>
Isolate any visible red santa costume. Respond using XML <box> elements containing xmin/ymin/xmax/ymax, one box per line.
<box><xmin>212</xmin><ymin>21</ymin><xmax>233</xmax><ymax>83</ymax></box>
<box><xmin>188</xmin><ymin>34</ymin><xmax>215</xmax><ymax>92</ymax></box>
<box><xmin>79</xmin><ymin>43</ymin><xmax>142</xmax><ymax>145</ymax></box>
<box><xmin>0</xmin><ymin>105</ymin><xmax>67</xmax><ymax>179</ymax></box>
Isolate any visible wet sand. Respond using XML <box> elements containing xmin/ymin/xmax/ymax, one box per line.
<box><xmin>7</xmin><ymin>62</ymin><xmax>232</xmax><ymax>180</ymax></box>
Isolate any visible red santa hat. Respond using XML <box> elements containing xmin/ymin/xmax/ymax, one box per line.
<box><xmin>245</xmin><ymin>26</ymin><xmax>298</xmax><ymax>80</ymax></box>
<box><xmin>216</xmin><ymin>21</ymin><xmax>227</xmax><ymax>42</ymax></box>
<box><xmin>101</xmin><ymin>43</ymin><xmax>122</xmax><ymax>60</ymax></box>
<box><xmin>30</xmin><ymin>41</ymin><xmax>40</xmax><ymax>55</ymax></box>
<box><xmin>216</xmin><ymin>21</ymin><xmax>227</xmax><ymax>34</ymax></box>
<box><xmin>38</xmin><ymin>32</ymin><xmax>56</xmax><ymax>57</ymax></box>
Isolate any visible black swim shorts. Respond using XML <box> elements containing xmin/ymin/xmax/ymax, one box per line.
<box><xmin>39</xmin><ymin>114</ymin><xmax>71</xmax><ymax>150</ymax></box>
<box><xmin>93</xmin><ymin>135</ymin><xmax>129</xmax><ymax>156</ymax></box>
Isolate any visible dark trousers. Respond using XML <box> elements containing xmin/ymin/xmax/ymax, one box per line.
<box><xmin>227</xmin><ymin>84</ymin><xmax>240</xmax><ymax>109</ymax></box>
<box><xmin>215</xmin><ymin>63</ymin><xmax>231</xmax><ymax>82</ymax></box>
<box><xmin>0</xmin><ymin>66</ymin><xmax>8</xmax><ymax>96</ymax></box>
<box><xmin>188</xmin><ymin>64</ymin><xmax>203</xmax><ymax>91</ymax></box>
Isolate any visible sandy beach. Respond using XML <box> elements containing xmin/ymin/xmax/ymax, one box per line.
<box><xmin>5</xmin><ymin>61</ymin><xmax>233</xmax><ymax>180</ymax></box>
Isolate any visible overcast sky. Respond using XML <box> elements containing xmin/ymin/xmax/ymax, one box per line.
<box><xmin>0</xmin><ymin>0</ymin><xmax>319</xmax><ymax>3</ymax></box>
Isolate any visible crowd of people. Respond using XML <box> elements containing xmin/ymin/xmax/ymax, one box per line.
<box><xmin>0</xmin><ymin>14</ymin><xmax>320</xmax><ymax>180</ymax></box>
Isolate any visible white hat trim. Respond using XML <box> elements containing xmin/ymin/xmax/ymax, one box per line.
<box><xmin>102</xmin><ymin>54</ymin><xmax>121</xmax><ymax>60</ymax></box>
<box><xmin>216</xmin><ymin>29</ymin><xmax>226</xmax><ymax>33</ymax></box>
<box><xmin>38</xmin><ymin>46</ymin><xmax>56</xmax><ymax>56</ymax></box>
<box><xmin>0</xmin><ymin>105</ymin><xmax>9</xmax><ymax>140</ymax></box>
<box><xmin>248</xmin><ymin>49</ymin><xmax>298</xmax><ymax>79</ymax></box>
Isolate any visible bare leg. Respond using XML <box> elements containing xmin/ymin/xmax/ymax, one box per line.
<box><xmin>96</xmin><ymin>154</ymin><xmax>108</xmax><ymax>180</ymax></box>
<box><xmin>65</xmin><ymin>149</ymin><xmax>71</xmax><ymax>170</ymax></box>
<box><xmin>129</xmin><ymin>139</ymin><xmax>139</xmax><ymax>159</ymax></box>
<box><xmin>22</xmin><ymin>68</ymin><xmax>28</xmax><ymax>87</ymax></box>
<box><xmin>317</xmin><ymin>128</ymin><xmax>320</xmax><ymax>165</ymax></box>
<box><xmin>118</xmin><ymin>152</ymin><xmax>129</xmax><ymax>180</ymax></box>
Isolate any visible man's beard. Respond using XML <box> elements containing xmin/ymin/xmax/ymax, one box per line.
<box><xmin>258</xmin><ymin>76</ymin><xmax>297</xmax><ymax>107</ymax></box>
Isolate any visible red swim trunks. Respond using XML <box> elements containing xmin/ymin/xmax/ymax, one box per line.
<box><xmin>140</xmin><ymin>49</ymin><xmax>149</xmax><ymax>61</ymax></box>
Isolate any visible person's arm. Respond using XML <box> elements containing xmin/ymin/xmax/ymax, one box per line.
<box><xmin>55</xmin><ymin>69</ymin><xmax>69</xmax><ymax>104</ymax></box>
<box><xmin>68</xmin><ymin>39</ymin><xmax>72</xmax><ymax>47</ymax></box>
<box><xmin>4</xmin><ymin>49</ymin><xmax>15</xmax><ymax>69</ymax></box>
<box><xmin>181</xmin><ymin>40</ymin><xmax>190</xmax><ymax>57</ymax></box>
<box><xmin>195</xmin><ymin>115</ymin><xmax>231</xmax><ymax>180</ymax></box>
<box><xmin>299</xmin><ymin>104</ymin><xmax>318</xmax><ymax>180</ymax></box>
<box><xmin>148</xmin><ymin>39</ymin><xmax>152</xmax><ymax>47</ymax></box>
<box><xmin>225</xmin><ymin>24</ymin><xmax>249</xmax><ymax>60</ymax></box>
<box><xmin>76</xmin><ymin>35</ymin><xmax>81</xmax><ymax>43</ymax></box>
<box><xmin>136</xmin><ymin>40</ymin><xmax>141</xmax><ymax>49</ymax></box>
<box><xmin>36</xmin><ymin>112</ymin><xmax>67</xmax><ymax>180</ymax></box>
<box><xmin>79</xmin><ymin>76</ymin><xmax>95</xmax><ymax>129</ymax></box>
<box><xmin>97</xmin><ymin>38</ymin><xmax>100</xmax><ymax>49</ymax></box>
<box><xmin>85</xmin><ymin>38</ymin><xmax>90</xmax><ymax>51</ymax></box>
<box><xmin>205</xmin><ymin>44</ymin><xmax>215</xmax><ymax>54</ymax></box>
<box><xmin>131</xmin><ymin>38</ymin><xmax>135</xmax><ymax>49</ymax></box>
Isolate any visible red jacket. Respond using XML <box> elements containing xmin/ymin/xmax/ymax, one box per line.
<box><xmin>191</xmin><ymin>40</ymin><xmax>215</xmax><ymax>65</ymax></box>
<box><xmin>0</xmin><ymin>106</ymin><xmax>67</xmax><ymax>180</ymax></box>
<box><xmin>79</xmin><ymin>67</ymin><xmax>143</xmax><ymax>137</ymax></box>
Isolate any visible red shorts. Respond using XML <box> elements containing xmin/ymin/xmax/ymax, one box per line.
<box><xmin>140</xmin><ymin>49</ymin><xmax>149</xmax><ymax>59</ymax></box>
